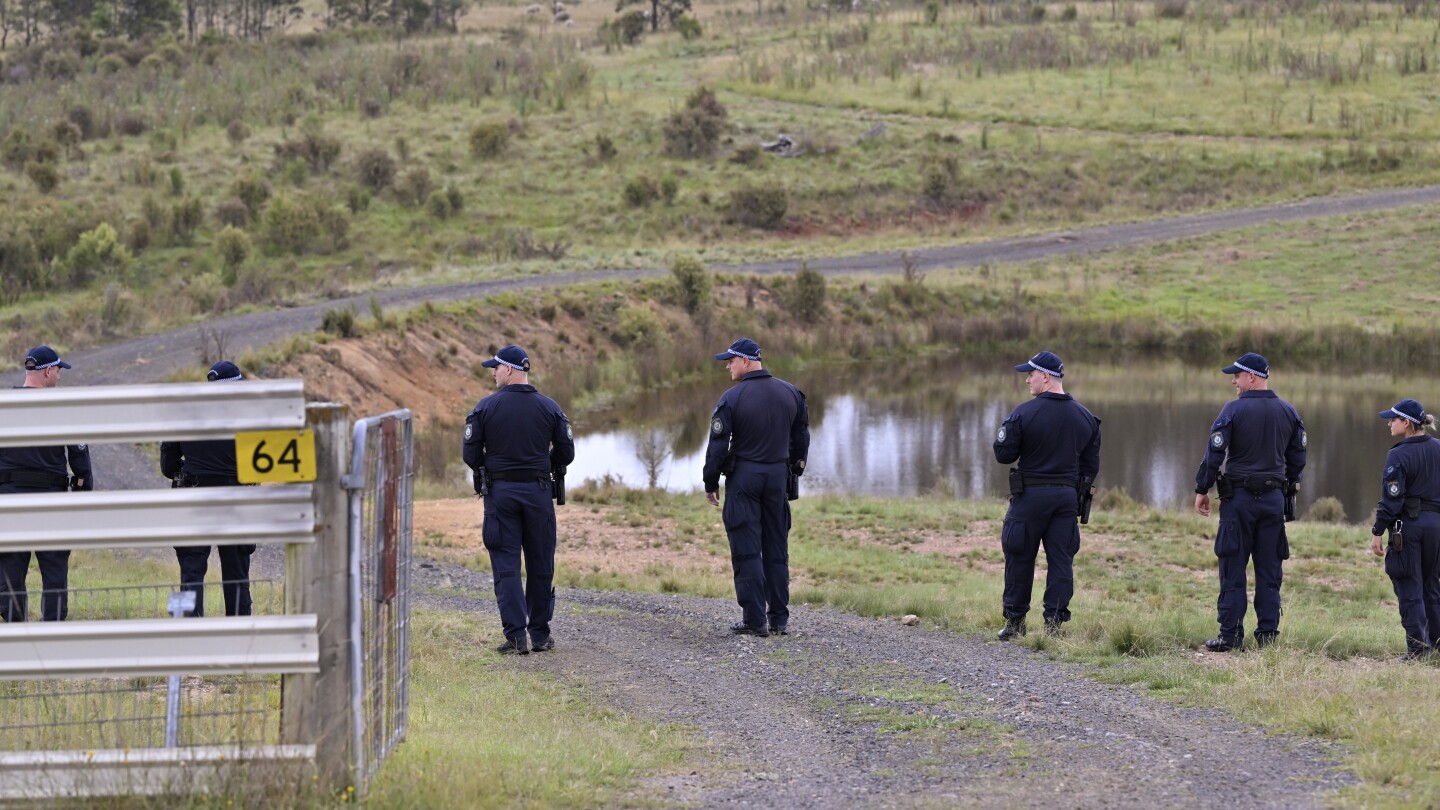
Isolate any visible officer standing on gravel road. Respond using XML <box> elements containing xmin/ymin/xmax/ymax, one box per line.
<box><xmin>0</xmin><ymin>346</ymin><xmax>93</xmax><ymax>622</ymax></box>
<box><xmin>463</xmin><ymin>345</ymin><xmax>574</xmax><ymax>655</ymax></box>
<box><xmin>992</xmin><ymin>351</ymin><xmax>1101</xmax><ymax>641</ymax></box>
<box><xmin>704</xmin><ymin>338</ymin><xmax>810</xmax><ymax>638</ymax></box>
<box><xmin>1369</xmin><ymin>399</ymin><xmax>1440</xmax><ymax>660</ymax></box>
<box><xmin>1194</xmin><ymin>352</ymin><xmax>1306</xmax><ymax>653</ymax></box>
<box><xmin>159</xmin><ymin>360</ymin><xmax>255</xmax><ymax>617</ymax></box>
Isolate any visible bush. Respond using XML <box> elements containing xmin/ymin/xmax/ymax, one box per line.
<box><xmin>444</xmin><ymin>184</ymin><xmax>464</xmax><ymax>213</ymax></box>
<box><xmin>674</xmin><ymin>15</ymin><xmax>702</xmax><ymax>39</ymax></box>
<box><xmin>659</xmin><ymin>175</ymin><xmax>679</xmax><ymax>205</ymax></box>
<box><xmin>40</xmin><ymin>51</ymin><xmax>80</xmax><ymax>80</ymax></box>
<box><xmin>729</xmin><ymin>185</ymin><xmax>787</xmax><ymax>229</ymax></box>
<box><xmin>612</xmin><ymin>11</ymin><xmax>647</xmax><ymax>45</ymax></box>
<box><xmin>790</xmin><ymin>261</ymin><xmax>826</xmax><ymax>322</ymax></box>
<box><xmin>663</xmin><ymin>86</ymin><xmax>728</xmax><ymax>158</ymax></box>
<box><xmin>321</xmin><ymin>307</ymin><xmax>358</xmax><ymax>337</ymax></box>
<box><xmin>396</xmin><ymin>166</ymin><xmax>432</xmax><ymax>207</ymax></box>
<box><xmin>1305</xmin><ymin>496</ymin><xmax>1348</xmax><ymax>524</ymax></box>
<box><xmin>622</xmin><ymin>176</ymin><xmax>659</xmax><ymax>208</ymax></box>
<box><xmin>346</xmin><ymin>185</ymin><xmax>371</xmax><ymax>214</ymax></box>
<box><xmin>215</xmin><ymin>225</ymin><xmax>251</xmax><ymax>271</ymax></box>
<box><xmin>1</xmin><ymin>129</ymin><xmax>32</xmax><ymax>171</ymax></box>
<box><xmin>670</xmin><ymin>254</ymin><xmax>711</xmax><ymax>314</ymax></box>
<box><xmin>1156</xmin><ymin>0</ymin><xmax>1187</xmax><ymax>17</ymax></box>
<box><xmin>169</xmin><ymin>166</ymin><xmax>185</xmax><ymax>196</ymax></box>
<box><xmin>468</xmin><ymin>122</ymin><xmax>509</xmax><ymax>159</ymax></box>
<box><xmin>115</xmin><ymin>113</ymin><xmax>148</xmax><ymax>137</ymax></box>
<box><xmin>170</xmin><ymin>196</ymin><xmax>204</xmax><ymax>243</ymax></box>
<box><xmin>32</xmin><ymin>140</ymin><xmax>60</xmax><ymax>165</ymax></box>
<box><xmin>126</xmin><ymin>219</ymin><xmax>150</xmax><ymax>253</ymax></box>
<box><xmin>273</xmin><ymin>132</ymin><xmax>342</xmax><ymax>174</ymax></box>
<box><xmin>97</xmin><ymin>54</ymin><xmax>127</xmax><ymax>74</ymax></box>
<box><xmin>730</xmin><ymin>144</ymin><xmax>762</xmax><ymax>166</ymax></box>
<box><xmin>316</xmin><ymin>204</ymin><xmax>350</xmax><ymax>252</ymax></box>
<box><xmin>361</xmin><ymin>98</ymin><xmax>383</xmax><ymax>119</ymax></box>
<box><xmin>63</xmin><ymin>222</ymin><xmax>132</xmax><ymax>286</ymax></box>
<box><xmin>214</xmin><ymin>196</ymin><xmax>250</xmax><ymax>228</ymax></box>
<box><xmin>141</xmin><ymin>195</ymin><xmax>166</xmax><ymax>228</ymax></box>
<box><xmin>25</xmin><ymin>161</ymin><xmax>59</xmax><ymax>193</ymax></box>
<box><xmin>616</xmin><ymin>304</ymin><xmax>662</xmax><ymax>347</ymax></box>
<box><xmin>425</xmin><ymin>190</ymin><xmax>453</xmax><ymax>219</ymax></box>
<box><xmin>230</xmin><ymin>175</ymin><xmax>271</xmax><ymax>217</ymax></box>
<box><xmin>51</xmin><ymin>120</ymin><xmax>82</xmax><ymax>153</ymax></box>
<box><xmin>65</xmin><ymin>106</ymin><xmax>96</xmax><ymax>140</ymax></box>
<box><xmin>260</xmin><ymin>193</ymin><xmax>321</xmax><ymax>254</ymax></box>
<box><xmin>354</xmin><ymin>148</ymin><xmax>396</xmax><ymax>191</ymax></box>
<box><xmin>594</xmin><ymin>134</ymin><xmax>617</xmax><ymax>162</ymax></box>
<box><xmin>226</xmin><ymin>119</ymin><xmax>250</xmax><ymax>146</ymax></box>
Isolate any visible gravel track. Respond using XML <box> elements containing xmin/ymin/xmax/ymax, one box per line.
<box><xmin>412</xmin><ymin>557</ymin><xmax>1352</xmax><ymax>809</ymax></box>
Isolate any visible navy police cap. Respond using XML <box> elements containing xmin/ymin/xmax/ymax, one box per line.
<box><xmin>24</xmin><ymin>346</ymin><xmax>70</xmax><ymax>371</ymax></box>
<box><xmin>1380</xmin><ymin>399</ymin><xmax>1425</xmax><ymax>424</ymax></box>
<box><xmin>481</xmin><ymin>345</ymin><xmax>531</xmax><ymax>372</ymax></box>
<box><xmin>1221</xmin><ymin>352</ymin><xmax>1269</xmax><ymax>378</ymax></box>
<box><xmin>207</xmin><ymin>360</ymin><xmax>243</xmax><ymax>382</ymax></box>
<box><xmin>1014</xmin><ymin>351</ymin><xmax>1064</xmax><ymax>378</ymax></box>
<box><xmin>715</xmin><ymin>338</ymin><xmax>761</xmax><ymax>362</ymax></box>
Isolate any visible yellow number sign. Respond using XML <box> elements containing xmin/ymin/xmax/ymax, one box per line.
<box><xmin>235</xmin><ymin>430</ymin><xmax>317</xmax><ymax>484</ymax></box>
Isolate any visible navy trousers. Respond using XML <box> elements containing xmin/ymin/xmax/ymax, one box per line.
<box><xmin>722</xmin><ymin>461</ymin><xmax>791</xmax><ymax>630</ymax></box>
<box><xmin>482</xmin><ymin>480</ymin><xmax>556</xmax><ymax>645</ymax></box>
<box><xmin>0</xmin><ymin>483</ymin><xmax>70</xmax><ymax>622</ymax></box>
<box><xmin>1000</xmin><ymin>486</ymin><xmax>1080</xmax><ymax>622</ymax></box>
<box><xmin>1215</xmin><ymin>489</ymin><xmax>1288</xmax><ymax>641</ymax></box>
<box><xmin>1384</xmin><ymin>513</ymin><xmax>1440</xmax><ymax>654</ymax></box>
<box><xmin>176</xmin><ymin>545</ymin><xmax>255</xmax><ymax>617</ymax></box>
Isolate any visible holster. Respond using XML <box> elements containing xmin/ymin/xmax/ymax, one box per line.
<box><xmin>473</xmin><ymin>468</ymin><xmax>489</xmax><ymax>498</ymax></box>
<box><xmin>1008</xmin><ymin>468</ymin><xmax>1024</xmax><ymax>498</ymax></box>
<box><xmin>1405</xmin><ymin>497</ymin><xmax>1422</xmax><ymax>521</ymax></box>
<box><xmin>1390</xmin><ymin>520</ymin><xmax>1405</xmax><ymax>552</ymax></box>
<box><xmin>1078</xmin><ymin>477</ymin><xmax>1095</xmax><ymax>525</ymax></box>
<box><xmin>1215</xmin><ymin>475</ymin><xmax>1235</xmax><ymax>501</ymax></box>
<box><xmin>552</xmin><ymin>466</ymin><xmax>567</xmax><ymax>506</ymax></box>
<box><xmin>786</xmin><ymin>472</ymin><xmax>799</xmax><ymax>502</ymax></box>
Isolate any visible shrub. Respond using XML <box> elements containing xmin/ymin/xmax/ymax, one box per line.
<box><xmin>1</xmin><ymin>129</ymin><xmax>32</xmax><ymax>171</ymax></box>
<box><xmin>1060</xmin><ymin>4</ymin><xmax>1078</xmax><ymax>21</ymax></box>
<box><xmin>674</xmin><ymin>15</ymin><xmax>702</xmax><ymax>39</ymax></box>
<box><xmin>622</xmin><ymin>176</ymin><xmax>658</xmax><ymax>208</ymax></box>
<box><xmin>1156</xmin><ymin>0</ymin><xmax>1187</xmax><ymax>18</ymax></box>
<box><xmin>321</xmin><ymin>307</ymin><xmax>358</xmax><ymax>337</ymax></box>
<box><xmin>215</xmin><ymin>226</ymin><xmax>251</xmax><ymax>271</ymax></box>
<box><xmin>663</xmin><ymin>86</ymin><xmax>728</xmax><ymax>158</ymax></box>
<box><xmin>659</xmin><ymin>175</ymin><xmax>679</xmax><ymax>205</ymax></box>
<box><xmin>40</xmin><ymin>51</ymin><xmax>80</xmax><ymax>80</ymax></box>
<box><xmin>396</xmin><ymin>166</ymin><xmax>432</xmax><ymax>207</ymax></box>
<box><xmin>25</xmin><ymin>161</ymin><xmax>59</xmax><ymax>193</ymax></box>
<box><xmin>273</xmin><ymin>132</ymin><xmax>342</xmax><ymax>174</ymax></box>
<box><xmin>63</xmin><ymin>222</ymin><xmax>132</xmax><ymax>286</ymax></box>
<box><xmin>214</xmin><ymin>196</ymin><xmax>250</xmax><ymax>228</ymax></box>
<box><xmin>444</xmin><ymin>184</ymin><xmax>464</xmax><ymax>213</ymax></box>
<box><xmin>32</xmin><ymin>140</ymin><xmax>60</xmax><ymax>165</ymax></box>
<box><xmin>729</xmin><ymin>185</ymin><xmax>787</xmax><ymax>229</ymax></box>
<box><xmin>609</xmin><ymin>11</ymin><xmax>647</xmax><ymax>45</ymax></box>
<box><xmin>361</xmin><ymin>98</ymin><xmax>383</xmax><ymax>119</ymax></box>
<box><xmin>170</xmin><ymin>196</ymin><xmax>204</xmax><ymax>243</ymax></box>
<box><xmin>260</xmin><ymin>193</ymin><xmax>321</xmax><ymax>254</ymax></box>
<box><xmin>141</xmin><ymin>195</ymin><xmax>166</xmax><ymax>228</ymax></box>
<box><xmin>51</xmin><ymin>120</ymin><xmax>82</xmax><ymax>154</ymax></box>
<box><xmin>115</xmin><ymin>113</ymin><xmax>148</xmax><ymax>137</ymax></box>
<box><xmin>346</xmin><ymin>186</ymin><xmax>371</xmax><ymax>214</ymax></box>
<box><xmin>97</xmin><ymin>54</ymin><xmax>126</xmax><ymax>74</ymax></box>
<box><xmin>425</xmin><ymin>190</ymin><xmax>453</xmax><ymax>219</ymax></box>
<box><xmin>921</xmin><ymin>154</ymin><xmax>961</xmax><ymax>207</ymax></box>
<box><xmin>790</xmin><ymin>261</ymin><xmax>827</xmax><ymax>322</ymax></box>
<box><xmin>468</xmin><ymin>122</ymin><xmax>509</xmax><ymax>159</ymax></box>
<box><xmin>616</xmin><ymin>304</ymin><xmax>662</xmax><ymax>346</ymax></box>
<box><xmin>730</xmin><ymin>144</ymin><xmax>762</xmax><ymax>166</ymax></box>
<box><xmin>126</xmin><ymin>218</ymin><xmax>151</xmax><ymax>252</ymax></box>
<box><xmin>316</xmin><ymin>204</ymin><xmax>350</xmax><ymax>252</ymax></box>
<box><xmin>670</xmin><ymin>254</ymin><xmax>711</xmax><ymax>314</ymax></box>
<box><xmin>1305</xmin><ymin>496</ymin><xmax>1348</xmax><ymax>524</ymax></box>
<box><xmin>169</xmin><ymin>166</ymin><xmax>185</xmax><ymax>196</ymax></box>
<box><xmin>354</xmin><ymin>148</ymin><xmax>396</xmax><ymax>191</ymax></box>
<box><xmin>230</xmin><ymin>175</ymin><xmax>271</xmax><ymax>217</ymax></box>
<box><xmin>226</xmin><ymin>119</ymin><xmax>250</xmax><ymax>146</ymax></box>
<box><xmin>594</xmin><ymin>134</ymin><xmax>617</xmax><ymax>161</ymax></box>
<box><xmin>65</xmin><ymin>106</ymin><xmax>96</xmax><ymax>140</ymax></box>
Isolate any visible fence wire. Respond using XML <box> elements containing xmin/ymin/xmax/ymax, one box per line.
<box><xmin>349</xmin><ymin>410</ymin><xmax>413</xmax><ymax>794</ymax></box>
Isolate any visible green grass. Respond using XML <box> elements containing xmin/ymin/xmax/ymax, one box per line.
<box><xmin>542</xmin><ymin>486</ymin><xmax>1440</xmax><ymax>808</ymax></box>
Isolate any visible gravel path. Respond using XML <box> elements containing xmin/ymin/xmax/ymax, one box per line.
<box><xmin>412</xmin><ymin>557</ymin><xmax>1353</xmax><ymax>809</ymax></box>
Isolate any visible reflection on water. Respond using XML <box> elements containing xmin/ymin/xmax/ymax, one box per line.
<box><xmin>570</xmin><ymin>353</ymin><xmax>1430</xmax><ymax>522</ymax></box>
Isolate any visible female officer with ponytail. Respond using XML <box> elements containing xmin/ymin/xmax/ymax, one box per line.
<box><xmin>1371</xmin><ymin>399</ymin><xmax>1440</xmax><ymax>660</ymax></box>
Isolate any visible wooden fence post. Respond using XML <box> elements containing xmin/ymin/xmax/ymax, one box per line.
<box><xmin>281</xmin><ymin>403</ymin><xmax>354</xmax><ymax>790</ymax></box>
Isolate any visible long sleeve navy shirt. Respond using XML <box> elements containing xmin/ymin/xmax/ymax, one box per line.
<box><xmin>1194</xmin><ymin>390</ymin><xmax>1306</xmax><ymax>494</ymax></box>
<box><xmin>703</xmin><ymin>370</ymin><xmax>810</xmax><ymax>493</ymax></box>
<box><xmin>1373</xmin><ymin>434</ymin><xmax>1440</xmax><ymax>535</ymax></box>
<box><xmin>992</xmin><ymin>392</ymin><xmax>1101</xmax><ymax>481</ymax></box>
<box><xmin>463</xmin><ymin>384</ymin><xmax>575</xmax><ymax>474</ymax></box>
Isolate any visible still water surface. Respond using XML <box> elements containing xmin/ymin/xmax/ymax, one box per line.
<box><xmin>570</xmin><ymin>354</ymin><xmax>1434</xmax><ymax>523</ymax></box>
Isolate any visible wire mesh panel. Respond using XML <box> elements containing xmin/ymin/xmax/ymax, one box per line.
<box><xmin>346</xmin><ymin>410</ymin><xmax>413</xmax><ymax>792</ymax></box>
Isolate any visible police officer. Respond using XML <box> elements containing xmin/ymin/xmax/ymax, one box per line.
<box><xmin>1194</xmin><ymin>352</ymin><xmax>1306</xmax><ymax>652</ymax></box>
<box><xmin>1369</xmin><ymin>399</ymin><xmax>1440</xmax><ymax>660</ymax></box>
<box><xmin>703</xmin><ymin>338</ymin><xmax>810</xmax><ymax>637</ymax></box>
<box><xmin>463</xmin><ymin>345</ymin><xmax>574</xmax><ymax>655</ymax></box>
<box><xmin>0</xmin><ymin>346</ymin><xmax>93</xmax><ymax>622</ymax></box>
<box><xmin>992</xmin><ymin>351</ymin><xmax>1101</xmax><ymax>640</ymax></box>
<box><xmin>159</xmin><ymin>360</ymin><xmax>254</xmax><ymax>618</ymax></box>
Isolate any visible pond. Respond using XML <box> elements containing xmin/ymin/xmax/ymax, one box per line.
<box><xmin>570</xmin><ymin>353</ymin><xmax>1433</xmax><ymax>524</ymax></box>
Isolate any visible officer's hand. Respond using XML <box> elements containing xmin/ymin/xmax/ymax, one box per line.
<box><xmin>706</xmin><ymin>491</ymin><xmax>720</xmax><ymax>507</ymax></box>
<box><xmin>1195</xmin><ymin>493</ymin><xmax>1211</xmax><ymax>517</ymax></box>
<box><xmin>1371</xmin><ymin>534</ymin><xmax>1386</xmax><ymax>558</ymax></box>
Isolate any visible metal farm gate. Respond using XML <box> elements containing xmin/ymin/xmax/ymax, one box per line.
<box><xmin>0</xmin><ymin>385</ymin><xmax>412</xmax><ymax>801</ymax></box>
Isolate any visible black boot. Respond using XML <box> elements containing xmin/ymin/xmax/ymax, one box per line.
<box><xmin>1254</xmin><ymin>631</ymin><xmax>1278</xmax><ymax>649</ymax></box>
<box><xmin>1204</xmin><ymin>636</ymin><xmax>1243</xmax><ymax>653</ymax></box>
<box><xmin>997</xmin><ymin>617</ymin><xmax>1026</xmax><ymax>641</ymax></box>
<box><xmin>1044</xmin><ymin>617</ymin><xmax>1064</xmax><ymax>637</ymax></box>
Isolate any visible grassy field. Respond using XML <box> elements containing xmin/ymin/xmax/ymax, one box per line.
<box><xmin>491</xmin><ymin>482</ymin><xmax>1438</xmax><ymax>809</ymax></box>
<box><xmin>4</xmin><ymin>0</ymin><xmax>1440</xmax><ymax>359</ymax></box>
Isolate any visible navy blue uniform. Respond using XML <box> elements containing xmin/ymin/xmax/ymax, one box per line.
<box><xmin>704</xmin><ymin>370</ymin><xmax>810</xmax><ymax>632</ymax></box>
<box><xmin>1373</xmin><ymin>435</ymin><xmax>1440</xmax><ymax>655</ymax></box>
<box><xmin>463</xmin><ymin>384</ymin><xmax>574</xmax><ymax>648</ymax></box>
<box><xmin>161</xmin><ymin>439</ymin><xmax>253</xmax><ymax>617</ymax></box>
<box><xmin>1195</xmin><ymin>390</ymin><xmax>1306</xmax><ymax>644</ymax></box>
<box><xmin>993</xmin><ymin>392</ymin><xmax>1101</xmax><ymax>625</ymax></box>
<box><xmin>0</xmin><ymin>394</ymin><xmax>93</xmax><ymax>622</ymax></box>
